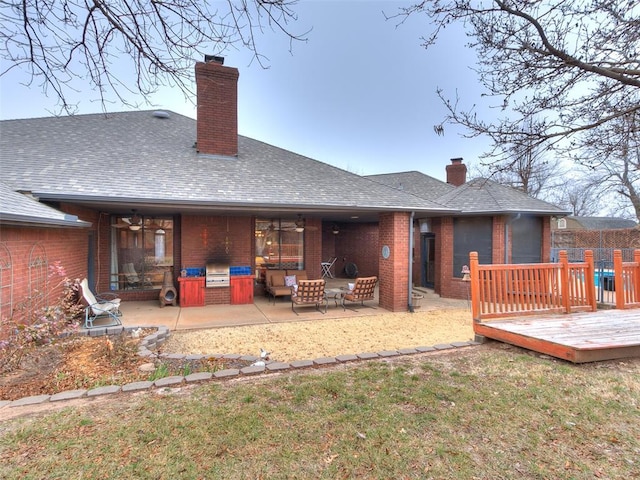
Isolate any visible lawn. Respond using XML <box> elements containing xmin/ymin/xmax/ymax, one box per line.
<box><xmin>1</xmin><ymin>344</ymin><xmax>638</xmax><ymax>479</ymax></box>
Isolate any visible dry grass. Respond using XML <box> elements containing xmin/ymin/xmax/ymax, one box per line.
<box><xmin>163</xmin><ymin>308</ymin><xmax>474</xmax><ymax>361</ymax></box>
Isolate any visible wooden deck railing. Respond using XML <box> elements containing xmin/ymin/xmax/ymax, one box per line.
<box><xmin>614</xmin><ymin>249</ymin><xmax>640</xmax><ymax>309</ymax></box>
<box><xmin>470</xmin><ymin>250</ymin><xmax>597</xmax><ymax>322</ymax></box>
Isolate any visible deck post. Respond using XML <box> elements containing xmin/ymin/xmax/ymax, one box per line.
<box><xmin>635</xmin><ymin>250</ymin><xmax>640</xmax><ymax>305</ymax></box>
<box><xmin>469</xmin><ymin>251</ymin><xmax>481</xmax><ymax>322</ymax></box>
<box><xmin>559</xmin><ymin>250</ymin><xmax>570</xmax><ymax>313</ymax></box>
<box><xmin>614</xmin><ymin>250</ymin><xmax>624</xmax><ymax>309</ymax></box>
<box><xmin>584</xmin><ymin>250</ymin><xmax>597</xmax><ymax>311</ymax></box>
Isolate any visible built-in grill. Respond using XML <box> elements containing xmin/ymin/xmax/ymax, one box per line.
<box><xmin>206</xmin><ymin>262</ymin><xmax>230</xmax><ymax>288</ymax></box>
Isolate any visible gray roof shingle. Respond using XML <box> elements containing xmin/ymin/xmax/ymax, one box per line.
<box><xmin>366</xmin><ymin>171</ymin><xmax>455</xmax><ymax>201</ymax></box>
<box><xmin>371</xmin><ymin>171</ymin><xmax>568</xmax><ymax>216</ymax></box>
<box><xmin>434</xmin><ymin>178</ymin><xmax>569</xmax><ymax>215</ymax></box>
<box><xmin>0</xmin><ymin>111</ymin><xmax>456</xmax><ymax>215</ymax></box>
<box><xmin>0</xmin><ymin>182</ymin><xmax>90</xmax><ymax>227</ymax></box>
<box><xmin>569</xmin><ymin>216</ymin><xmax>637</xmax><ymax>230</ymax></box>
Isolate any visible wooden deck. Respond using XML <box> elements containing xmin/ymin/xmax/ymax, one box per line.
<box><xmin>474</xmin><ymin>309</ymin><xmax>640</xmax><ymax>363</ymax></box>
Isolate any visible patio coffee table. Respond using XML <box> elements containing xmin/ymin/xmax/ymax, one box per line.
<box><xmin>325</xmin><ymin>287</ymin><xmax>346</xmax><ymax>307</ymax></box>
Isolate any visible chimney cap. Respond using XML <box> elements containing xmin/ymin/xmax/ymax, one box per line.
<box><xmin>204</xmin><ymin>55</ymin><xmax>224</xmax><ymax>65</ymax></box>
<box><xmin>450</xmin><ymin>157</ymin><xmax>463</xmax><ymax>164</ymax></box>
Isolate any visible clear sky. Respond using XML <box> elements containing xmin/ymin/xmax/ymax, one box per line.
<box><xmin>0</xmin><ymin>0</ymin><xmax>493</xmax><ymax>182</ymax></box>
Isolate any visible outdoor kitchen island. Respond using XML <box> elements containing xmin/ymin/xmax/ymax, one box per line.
<box><xmin>177</xmin><ymin>265</ymin><xmax>253</xmax><ymax>307</ymax></box>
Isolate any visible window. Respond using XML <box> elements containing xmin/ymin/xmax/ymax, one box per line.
<box><xmin>511</xmin><ymin>216</ymin><xmax>542</xmax><ymax>263</ymax></box>
<box><xmin>255</xmin><ymin>219</ymin><xmax>304</xmax><ymax>270</ymax></box>
<box><xmin>110</xmin><ymin>215</ymin><xmax>174</xmax><ymax>290</ymax></box>
<box><xmin>453</xmin><ymin>217</ymin><xmax>492</xmax><ymax>277</ymax></box>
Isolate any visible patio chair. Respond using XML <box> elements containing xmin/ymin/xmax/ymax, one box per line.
<box><xmin>79</xmin><ymin>278</ymin><xmax>123</xmax><ymax>328</ymax></box>
<box><xmin>286</xmin><ymin>269</ymin><xmax>308</xmax><ymax>281</ymax></box>
<box><xmin>321</xmin><ymin>257</ymin><xmax>337</xmax><ymax>278</ymax></box>
<box><xmin>265</xmin><ymin>269</ymin><xmax>292</xmax><ymax>303</ymax></box>
<box><xmin>341</xmin><ymin>276</ymin><xmax>377</xmax><ymax>310</ymax></box>
<box><xmin>292</xmin><ymin>279</ymin><xmax>328</xmax><ymax>315</ymax></box>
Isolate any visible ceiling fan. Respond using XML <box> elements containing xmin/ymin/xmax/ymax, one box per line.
<box><xmin>112</xmin><ymin>210</ymin><xmax>143</xmax><ymax>230</ymax></box>
<box><xmin>259</xmin><ymin>216</ymin><xmax>317</xmax><ymax>235</ymax></box>
<box><xmin>266</xmin><ymin>216</ymin><xmax>308</xmax><ymax>233</ymax></box>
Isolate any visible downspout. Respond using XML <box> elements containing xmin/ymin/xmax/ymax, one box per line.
<box><xmin>505</xmin><ymin>213</ymin><xmax>521</xmax><ymax>263</ymax></box>
<box><xmin>408</xmin><ymin>211</ymin><xmax>415</xmax><ymax>312</ymax></box>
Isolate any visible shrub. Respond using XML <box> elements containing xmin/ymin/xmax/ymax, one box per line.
<box><xmin>0</xmin><ymin>262</ymin><xmax>83</xmax><ymax>373</ymax></box>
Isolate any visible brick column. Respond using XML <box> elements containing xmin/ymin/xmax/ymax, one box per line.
<box><xmin>378</xmin><ymin>212</ymin><xmax>410</xmax><ymax>312</ymax></box>
<box><xmin>304</xmin><ymin>217</ymin><xmax>322</xmax><ymax>280</ymax></box>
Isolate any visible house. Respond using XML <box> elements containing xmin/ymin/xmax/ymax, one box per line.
<box><xmin>552</xmin><ymin>216</ymin><xmax>637</xmax><ymax>231</ymax></box>
<box><xmin>0</xmin><ymin>57</ymin><xmax>568</xmax><ymax>320</ymax></box>
<box><xmin>551</xmin><ymin>216</ymin><xmax>639</xmax><ymax>256</ymax></box>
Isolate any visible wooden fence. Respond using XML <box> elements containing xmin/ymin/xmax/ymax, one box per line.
<box><xmin>614</xmin><ymin>249</ymin><xmax>640</xmax><ymax>309</ymax></box>
<box><xmin>470</xmin><ymin>250</ymin><xmax>601</xmax><ymax>322</ymax></box>
<box><xmin>470</xmin><ymin>249</ymin><xmax>640</xmax><ymax>321</ymax></box>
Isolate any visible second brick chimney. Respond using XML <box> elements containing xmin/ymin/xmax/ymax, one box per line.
<box><xmin>446</xmin><ymin>158</ymin><xmax>467</xmax><ymax>186</ymax></box>
<box><xmin>195</xmin><ymin>56</ymin><xmax>239</xmax><ymax>156</ymax></box>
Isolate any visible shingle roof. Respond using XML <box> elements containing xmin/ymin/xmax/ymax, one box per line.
<box><xmin>0</xmin><ymin>111</ymin><xmax>456</xmax><ymax>215</ymax></box>
<box><xmin>434</xmin><ymin>178</ymin><xmax>569</xmax><ymax>215</ymax></box>
<box><xmin>0</xmin><ymin>182</ymin><xmax>90</xmax><ymax>228</ymax></box>
<box><xmin>570</xmin><ymin>216</ymin><xmax>637</xmax><ymax>230</ymax></box>
<box><xmin>369</xmin><ymin>171</ymin><xmax>568</xmax><ymax>216</ymax></box>
<box><xmin>366</xmin><ymin>171</ymin><xmax>455</xmax><ymax>201</ymax></box>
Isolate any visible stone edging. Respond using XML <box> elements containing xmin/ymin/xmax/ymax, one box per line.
<box><xmin>0</xmin><ymin>325</ymin><xmax>481</xmax><ymax>409</ymax></box>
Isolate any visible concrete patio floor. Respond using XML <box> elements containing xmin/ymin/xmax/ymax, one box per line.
<box><xmin>114</xmin><ymin>279</ymin><xmax>469</xmax><ymax>331</ymax></box>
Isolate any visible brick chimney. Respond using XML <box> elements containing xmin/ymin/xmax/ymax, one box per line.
<box><xmin>446</xmin><ymin>158</ymin><xmax>467</xmax><ymax>186</ymax></box>
<box><xmin>195</xmin><ymin>56</ymin><xmax>239</xmax><ymax>156</ymax></box>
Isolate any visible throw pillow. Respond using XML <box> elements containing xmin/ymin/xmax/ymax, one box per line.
<box><xmin>284</xmin><ymin>275</ymin><xmax>297</xmax><ymax>287</ymax></box>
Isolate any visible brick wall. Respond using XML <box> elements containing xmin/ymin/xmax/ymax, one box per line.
<box><xmin>445</xmin><ymin>158</ymin><xmax>467</xmax><ymax>186</ymax></box>
<box><xmin>331</xmin><ymin>223</ymin><xmax>379</xmax><ymax>278</ymax></box>
<box><xmin>0</xmin><ymin>224</ymin><xmax>88</xmax><ymax>324</ymax></box>
<box><xmin>541</xmin><ymin>218</ymin><xmax>552</xmax><ymax>262</ymax></box>
<box><xmin>304</xmin><ymin>218</ymin><xmax>322</xmax><ymax>280</ymax></box>
<box><xmin>321</xmin><ymin>223</ymin><xmax>337</xmax><ymax>269</ymax></box>
<box><xmin>180</xmin><ymin>215</ymin><xmax>253</xmax><ymax>304</ymax></box>
<box><xmin>378</xmin><ymin>212</ymin><xmax>410</xmax><ymax>312</ymax></box>
<box><xmin>195</xmin><ymin>60</ymin><xmax>239</xmax><ymax>157</ymax></box>
<box><xmin>493</xmin><ymin>216</ymin><xmax>506</xmax><ymax>263</ymax></box>
<box><xmin>552</xmin><ymin>228</ymin><xmax>640</xmax><ymax>250</ymax></box>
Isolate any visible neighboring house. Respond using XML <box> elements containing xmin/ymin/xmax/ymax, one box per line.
<box><xmin>552</xmin><ymin>216</ymin><xmax>637</xmax><ymax>230</ymax></box>
<box><xmin>551</xmin><ymin>216</ymin><xmax>639</xmax><ymax>254</ymax></box>
<box><xmin>0</xmin><ymin>58</ymin><xmax>568</xmax><ymax>318</ymax></box>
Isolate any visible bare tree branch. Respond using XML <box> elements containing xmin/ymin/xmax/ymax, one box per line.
<box><xmin>390</xmin><ymin>0</ymin><xmax>640</xmax><ymax>219</ymax></box>
<box><xmin>0</xmin><ymin>0</ymin><xmax>309</xmax><ymax>114</ymax></box>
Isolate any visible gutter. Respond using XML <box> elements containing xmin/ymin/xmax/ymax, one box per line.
<box><xmin>0</xmin><ymin>214</ymin><xmax>91</xmax><ymax>228</ymax></box>
<box><xmin>408</xmin><ymin>211</ymin><xmax>415</xmax><ymax>313</ymax></box>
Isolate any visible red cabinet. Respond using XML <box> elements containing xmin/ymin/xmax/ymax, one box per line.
<box><xmin>230</xmin><ymin>275</ymin><xmax>254</xmax><ymax>305</ymax></box>
<box><xmin>178</xmin><ymin>277</ymin><xmax>205</xmax><ymax>307</ymax></box>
